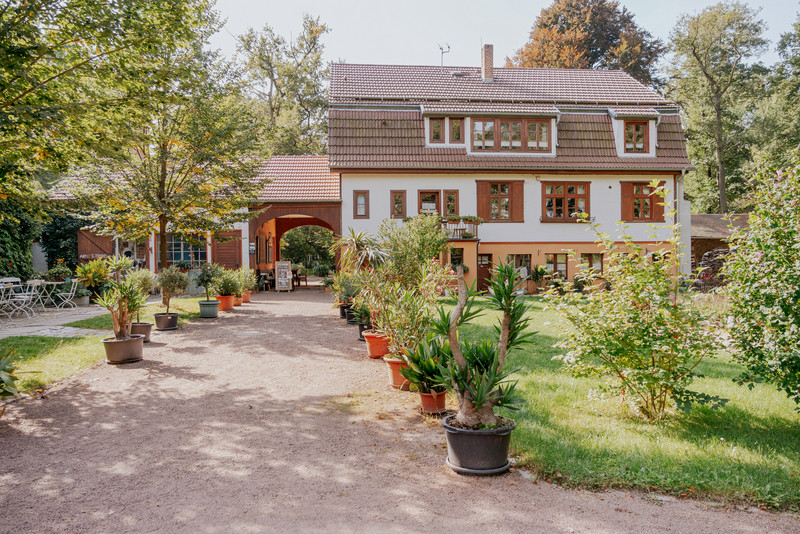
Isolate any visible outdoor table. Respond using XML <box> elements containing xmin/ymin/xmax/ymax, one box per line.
<box><xmin>39</xmin><ymin>281</ymin><xmax>61</xmax><ymax>308</ymax></box>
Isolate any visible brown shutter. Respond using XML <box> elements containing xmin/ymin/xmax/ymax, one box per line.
<box><xmin>511</xmin><ymin>181</ymin><xmax>524</xmax><ymax>222</ymax></box>
<box><xmin>476</xmin><ymin>181</ymin><xmax>490</xmax><ymax>221</ymax></box>
<box><xmin>212</xmin><ymin>230</ymin><xmax>242</xmax><ymax>269</ymax></box>
<box><xmin>653</xmin><ymin>181</ymin><xmax>666</xmax><ymax>222</ymax></box>
<box><xmin>620</xmin><ymin>182</ymin><xmax>634</xmax><ymax>222</ymax></box>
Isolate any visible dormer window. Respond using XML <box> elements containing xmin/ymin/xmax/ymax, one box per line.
<box><xmin>624</xmin><ymin>121</ymin><xmax>648</xmax><ymax>153</ymax></box>
<box><xmin>430</xmin><ymin>117</ymin><xmax>445</xmax><ymax>143</ymax></box>
<box><xmin>472</xmin><ymin>118</ymin><xmax>551</xmax><ymax>152</ymax></box>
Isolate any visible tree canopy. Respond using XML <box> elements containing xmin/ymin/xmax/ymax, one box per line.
<box><xmin>506</xmin><ymin>0</ymin><xmax>664</xmax><ymax>86</ymax></box>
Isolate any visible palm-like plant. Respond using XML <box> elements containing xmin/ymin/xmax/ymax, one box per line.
<box><xmin>331</xmin><ymin>229</ymin><xmax>387</xmax><ymax>272</ymax></box>
<box><xmin>96</xmin><ymin>278</ymin><xmax>147</xmax><ymax>340</ymax></box>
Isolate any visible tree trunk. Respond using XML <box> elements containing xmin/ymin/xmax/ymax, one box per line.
<box><xmin>713</xmin><ymin>95</ymin><xmax>728</xmax><ymax>213</ymax></box>
<box><xmin>158</xmin><ymin>215</ymin><xmax>168</xmax><ymax>273</ymax></box>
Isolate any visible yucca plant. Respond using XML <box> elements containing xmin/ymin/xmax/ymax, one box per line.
<box><xmin>400</xmin><ymin>333</ymin><xmax>449</xmax><ymax>394</ymax></box>
<box><xmin>96</xmin><ymin>277</ymin><xmax>147</xmax><ymax>340</ymax></box>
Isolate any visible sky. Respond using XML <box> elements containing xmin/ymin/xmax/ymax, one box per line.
<box><xmin>209</xmin><ymin>0</ymin><xmax>800</xmax><ymax>69</ymax></box>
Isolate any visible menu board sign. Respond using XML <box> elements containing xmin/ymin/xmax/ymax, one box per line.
<box><xmin>275</xmin><ymin>261</ymin><xmax>292</xmax><ymax>291</ymax></box>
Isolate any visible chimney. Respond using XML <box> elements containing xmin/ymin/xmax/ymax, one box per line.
<box><xmin>481</xmin><ymin>44</ymin><xmax>494</xmax><ymax>82</ymax></box>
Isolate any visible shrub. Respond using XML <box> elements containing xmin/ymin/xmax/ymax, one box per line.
<box><xmin>196</xmin><ymin>263</ymin><xmax>224</xmax><ymax>301</ymax></box>
<box><xmin>236</xmin><ymin>266</ymin><xmax>257</xmax><ymax>293</ymax></box>
<box><xmin>312</xmin><ymin>264</ymin><xmax>330</xmax><ymax>277</ymax></box>
<box><xmin>377</xmin><ymin>214</ymin><xmax>450</xmax><ymax>287</ymax></box>
<box><xmin>213</xmin><ymin>269</ymin><xmax>240</xmax><ymax>297</ymax></box>
<box><xmin>723</xmin><ymin>153</ymin><xmax>800</xmax><ymax>407</ymax></box>
<box><xmin>75</xmin><ymin>259</ymin><xmax>109</xmax><ymax>295</ymax></box>
<box><xmin>46</xmin><ymin>259</ymin><xmax>72</xmax><ymax>281</ymax></box>
<box><xmin>549</xmin><ymin>185</ymin><xmax>723</xmax><ymax>420</ymax></box>
<box><xmin>157</xmin><ymin>266</ymin><xmax>189</xmax><ymax>314</ymax></box>
<box><xmin>96</xmin><ymin>277</ymin><xmax>147</xmax><ymax>339</ymax></box>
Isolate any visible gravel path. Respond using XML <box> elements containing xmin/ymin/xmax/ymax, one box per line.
<box><xmin>1</xmin><ymin>291</ymin><xmax>798</xmax><ymax>533</ymax></box>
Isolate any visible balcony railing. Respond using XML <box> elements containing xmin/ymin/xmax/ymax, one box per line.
<box><xmin>441</xmin><ymin>216</ymin><xmax>483</xmax><ymax>240</ymax></box>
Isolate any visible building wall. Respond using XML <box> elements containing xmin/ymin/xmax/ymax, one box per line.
<box><xmin>341</xmin><ymin>171</ymin><xmax>690</xmax><ymax>274</ymax></box>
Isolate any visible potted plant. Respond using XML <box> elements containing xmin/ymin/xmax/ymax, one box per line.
<box><xmin>214</xmin><ymin>269</ymin><xmax>239</xmax><ymax>311</ymax></box>
<box><xmin>74</xmin><ymin>286</ymin><xmax>92</xmax><ymax>306</ymax></box>
<box><xmin>173</xmin><ymin>259</ymin><xmax>193</xmax><ymax>272</ymax></box>
<box><xmin>126</xmin><ymin>268</ymin><xmax>156</xmax><ymax>341</ymax></box>
<box><xmin>351</xmin><ymin>305</ymin><xmax>371</xmax><ymax>341</ymax></box>
<box><xmin>400</xmin><ymin>334</ymin><xmax>449</xmax><ymax>414</ymax></box>
<box><xmin>46</xmin><ymin>259</ymin><xmax>72</xmax><ymax>282</ymax></box>
<box><xmin>96</xmin><ymin>277</ymin><xmax>148</xmax><ymax>364</ymax></box>
<box><xmin>431</xmin><ymin>263</ymin><xmax>534</xmax><ymax>475</ymax></box>
<box><xmin>75</xmin><ymin>258</ymin><xmax>109</xmax><ymax>299</ymax></box>
<box><xmin>197</xmin><ymin>263</ymin><xmax>223</xmax><ymax>318</ymax></box>
<box><xmin>237</xmin><ymin>266</ymin><xmax>256</xmax><ymax>303</ymax></box>
<box><xmin>155</xmin><ymin>266</ymin><xmax>189</xmax><ymax>330</ymax></box>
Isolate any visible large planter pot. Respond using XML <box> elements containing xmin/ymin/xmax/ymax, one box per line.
<box><xmin>384</xmin><ymin>356</ymin><xmax>410</xmax><ymax>390</ymax></box>
<box><xmin>154</xmin><ymin>312</ymin><xmax>179</xmax><ymax>331</ymax></box>
<box><xmin>419</xmin><ymin>390</ymin><xmax>447</xmax><ymax>414</ymax></box>
<box><xmin>441</xmin><ymin>414</ymin><xmax>516</xmax><ymax>475</ymax></box>
<box><xmin>75</xmin><ymin>295</ymin><xmax>90</xmax><ymax>307</ymax></box>
<box><xmin>130</xmin><ymin>322</ymin><xmax>153</xmax><ymax>342</ymax></box>
<box><xmin>363</xmin><ymin>330</ymin><xmax>390</xmax><ymax>359</ymax></box>
<box><xmin>234</xmin><ymin>296</ymin><xmax>243</xmax><ymax>306</ymax></box>
<box><xmin>357</xmin><ymin>322</ymin><xmax>371</xmax><ymax>342</ymax></box>
<box><xmin>102</xmin><ymin>335</ymin><xmax>145</xmax><ymax>365</ymax></box>
<box><xmin>199</xmin><ymin>300</ymin><xmax>220</xmax><ymax>318</ymax></box>
<box><xmin>345</xmin><ymin>307</ymin><xmax>357</xmax><ymax>324</ymax></box>
<box><xmin>216</xmin><ymin>295</ymin><xmax>234</xmax><ymax>311</ymax></box>
<box><xmin>242</xmin><ymin>291</ymin><xmax>251</xmax><ymax>303</ymax></box>
<box><xmin>338</xmin><ymin>303</ymin><xmax>351</xmax><ymax>319</ymax></box>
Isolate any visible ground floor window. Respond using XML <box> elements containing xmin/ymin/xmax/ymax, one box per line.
<box><xmin>156</xmin><ymin>233</ymin><xmax>207</xmax><ymax>269</ymax></box>
<box><xmin>545</xmin><ymin>253</ymin><xmax>568</xmax><ymax>279</ymax></box>
<box><xmin>506</xmin><ymin>253</ymin><xmax>532</xmax><ymax>279</ymax></box>
<box><xmin>581</xmin><ymin>253</ymin><xmax>603</xmax><ymax>273</ymax></box>
<box><xmin>450</xmin><ymin>247</ymin><xmax>464</xmax><ymax>267</ymax></box>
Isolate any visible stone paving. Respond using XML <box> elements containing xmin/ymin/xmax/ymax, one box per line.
<box><xmin>0</xmin><ymin>305</ymin><xmax>110</xmax><ymax>339</ymax></box>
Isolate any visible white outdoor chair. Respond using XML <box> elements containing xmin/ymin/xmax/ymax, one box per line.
<box><xmin>0</xmin><ymin>285</ymin><xmax>15</xmax><ymax>319</ymax></box>
<box><xmin>55</xmin><ymin>279</ymin><xmax>79</xmax><ymax>309</ymax></box>
<box><xmin>8</xmin><ymin>281</ymin><xmax>39</xmax><ymax>317</ymax></box>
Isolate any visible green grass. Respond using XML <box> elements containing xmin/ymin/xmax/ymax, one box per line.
<box><xmin>62</xmin><ymin>296</ymin><xmax>205</xmax><ymax>330</ymax></box>
<box><xmin>0</xmin><ymin>335</ymin><xmax>105</xmax><ymax>391</ymax></box>
<box><xmin>452</xmin><ymin>296</ymin><xmax>800</xmax><ymax>510</ymax></box>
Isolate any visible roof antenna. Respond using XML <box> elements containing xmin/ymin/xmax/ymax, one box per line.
<box><xmin>438</xmin><ymin>43</ymin><xmax>450</xmax><ymax>68</ymax></box>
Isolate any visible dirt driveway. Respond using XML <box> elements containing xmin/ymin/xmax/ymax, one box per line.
<box><xmin>1</xmin><ymin>291</ymin><xmax>798</xmax><ymax>533</ymax></box>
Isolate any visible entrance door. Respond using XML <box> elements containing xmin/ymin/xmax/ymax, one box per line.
<box><xmin>477</xmin><ymin>254</ymin><xmax>492</xmax><ymax>291</ymax></box>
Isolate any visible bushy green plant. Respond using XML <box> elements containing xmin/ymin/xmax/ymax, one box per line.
<box><xmin>213</xmin><ymin>269</ymin><xmax>240</xmax><ymax>297</ymax></box>
<box><xmin>197</xmin><ymin>263</ymin><xmax>224</xmax><ymax>301</ymax></box>
<box><xmin>106</xmin><ymin>256</ymin><xmax>134</xmax><ymax>284</ymax></box>
<box><xmin>400</xmin><ymin>333</ymin><xmax>449</xmax><ymax>394</ymax></box>
<box><xmin>331</xmin><ymin>271</ymin><xmax>360</xmax><ymax>303</ymax></box>
<box><xmin>46</xmin><ymin>259</ymin><xmax>72</xmax><ymax>281</ymax></box>
<box><xmin>236</xmin><ymin>266</ymin><xmax>257</xmax><ymax>293</ymax></box>
<box><xmin>431</xmin><ymin>262</ymin><xmax>534</xmax><ymax>428</ymax></box>
<box><xmin>312</xmin><ymin>264</ymin><xmax>330</xmax><ymax>277</ymax></box>
<box><xmin>157</xmin><ymin>266</ymin><xmax>189</xmax><ymax>314</ymax></box>
<box><xmin>377</xmin><ymin>214</ymin><xmax>450</xmax><ymax>287</ymax></box>
<box><xmin>96</xmin><ymin>277</ymin><xmax>147</xmax><ymax>339</ymax></box>
<box><xmin>723</xmin><ymin>153</ymin><xmax>800</xmax><ymax>407</ymax></box>
<box><xmin>126</xmin><ymin>268</ymin><xmax>156</xmax><ymax>323</ymax></box>
<box><xmin>550</xmin><ymin>184</ymin><xmax>723</xmax><ymax>420</ymax></box>
<box><xmin>75</xmin><ymin>258</ymin><xmax>109</xmax><ymax>295</ymax></box>
<box><xmin>173</xmin><ymin>259</ymin><xmax>193</xmax><ymax>270</ymax></box>
<box><xmin>331</xmin><ymin>229</ymin><xmax>386</xmax><ymax>272</ymax></box>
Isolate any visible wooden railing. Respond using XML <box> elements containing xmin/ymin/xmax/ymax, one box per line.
<box><xmin>441</xmin><ymin>217</ymin><xmax>482</xmax><ymax>240</ymax></box>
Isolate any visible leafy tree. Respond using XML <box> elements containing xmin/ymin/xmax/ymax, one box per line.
<box><xmin>723</xmin><ymin>152</ymin><xmax>800</xmax><ymax>408</ymax></box>
<box><xmin>0</xmin><ymin>197</ymin><xmax>40</xmax><ymax>279</ymax></box>
<box><xmin>39</xmin><ymin>212</ymin><xmax>84</xmax><ymax>269</ymax></box>
<box><xmin>1</xmin><ymin>0</ymin><xmax>208</xmax><ymax>218</ymax></box>
<box><xmin>279</xmin><ymin>225</ymin><xmax>334</xmax><ymax>268</ymax></box>
<box><xmin>70</xmin><ymin>8</ymin><xmax>269</xmax><ymax>269</ymax></box>
<box><xmin>239</xmin><ymin>15</ymin><xmax>329</xmax><ymax>155</ymax></box>
<box><xmin>668</xmin><ymin>1</ymin><xmax>767</xmax><ymax>213</ymax></box>
<box><xmin>506</xmin><ymin>0</ymin><xmax>664</xmax><ymax>86</ymax></box>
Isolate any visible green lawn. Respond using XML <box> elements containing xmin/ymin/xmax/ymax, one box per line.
<box><xmin>0</xmin><ymin>335</ymin><xmax>105</xmax><ymax>391</ymax></box>
<box><xmin>62</xmin><ymin>296</ymin><xmax>205</xmax><ymax>330</ymax></box>
<box><xmin>453</xmin><ymin>296</ymin><xmax>800</xmax><ymax>510</ymax></box>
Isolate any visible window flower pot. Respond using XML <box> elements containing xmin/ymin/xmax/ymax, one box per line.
<box><xmin>362</xmin><ymin>330</ymin><xmax>390</xmax><ymax>359</ymax></box>
<box><xmin>216</xmin><ymin>295</ymin><xmax>235</xmax><ymax>311</ymax></box>
<box><xmin>102</xmin><ymin>335</ymin><xmax>145</xmax><ymax>365</ymax></box>
<box><xmin>419</xmin><ymin>390</ymin><xmax>447</xmax><ymax>414</ymax></box>
<box><xmin>130</xmin><ymin>322</ymin><xmax>153</xmax><ymax>342</ymax></box>
<box><xmin>154</xmin><ymin>313</ymin><xmax>179</xmax><ymax>331</ymax></box>
<box><xmin>234</xmin><ymin>296</ymin><xmax>243</xmax><ymax>306</ymax></box>
<box><xmin>441</xmin><ymin>414</ymin><xmax>516</xmax><ymax>475</ymax></box>
<box><xmin>383</xmin><ymin>356</ymin><xmax>410</xmax><ymax>390</ymax></box>
<box><xmin>199</xmin><ymin>300</ymin><xmax>220</xmax><ymax>318</ymax></box>
<box><xmin>242</xmin><ymin>291</ymin><xmax>251</xmax><ymax>303</ymax></box>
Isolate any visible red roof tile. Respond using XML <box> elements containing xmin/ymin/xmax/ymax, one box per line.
<box><xmin>331</xmin><ymin>64</ymin><xmax>670</xmax><ymax>106</ymax></box>
<box><xmin>254</xmin><ymin>155</ymin><xmax>339</xmax><ymax>201</ymax></box>
<box><xmin>421</xmin><ymin>102</ymin><xmax>559</xmax><ymax>115</ymax></box>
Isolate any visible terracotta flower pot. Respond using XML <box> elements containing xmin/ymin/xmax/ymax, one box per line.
<box><xmin>234</xmin><ymin>296</ymin><xmax>243</xmax><ymax>306</ymax></box>
<box><xmin>384</xmin><ymin>356</ymin><xmax>410</xmax><ymax>390</ymax></box>
<box><xmin>102</xmin><ymin>335</ymin><xmax>145</xmax><ymax>365</ymax></box>
<box><xmin>216</xmin><ymin>295</ymin><xmax>235</xmax><ymax>311</ymax></box>
<box><xmin>362</xmin><ymin>330</ymin><xmax>390</xmax><ymax>359</ymax></box>
<box><xmin>242</xmin><ymin>291</ymin><xmax>251</xmax><ymax>303</ymax></box>
<box><xmin>419</xmin><ymin>390</ymin><xmax>447</xmax><ymax>414</ymax></box>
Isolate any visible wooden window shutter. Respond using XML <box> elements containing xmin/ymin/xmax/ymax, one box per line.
<box><xmin>511</xmin><ymin>181</ymin><xmax>524</xmax><ymax>222</ymax></box>
<box><xmin>653</xmin><ymin>181</ymin><xmax>666</xmax><ymax>222</ymax></box>
<box><xmin>620</xmin><ymin>182</ymin><xmax>634</xmax><ymax>222</ymax></box>
<box><xmin>476</xmin><ymin>181</ymin><xmax>490</xmax><ymax>220</ymax></box>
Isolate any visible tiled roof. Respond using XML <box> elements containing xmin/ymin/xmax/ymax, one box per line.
<box><xmin>328</xmin><ymin>110</ymin><xmax>691</xmax><ymax>171</ymax></box>
<box><xmin>691</xmin><ymin>213</ymin><xmax>749</xmax><ymax>239</ymax></box>
<box><xmin>254</xmin><ymin>155</ymin><xmax>340</xmax><ymax>201</ymax></box>
<box><xmin>421</xmin><ymin>102</ymin><xmax>559</xmax><ymax>115</ymax></box>
<box><xmin>610</xmin><ymin>106</ymin><xmax>660</xmax><ymax>118</ymax></box>
<box><xmin>50</xmin><ymin>155</ymin><xmax>341</xmax><ymax>202</ymax></box>
<box><xmin>330</xmin><ymin>64</ymin><xmax>671</xmax><ymax>106</ymax></box>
